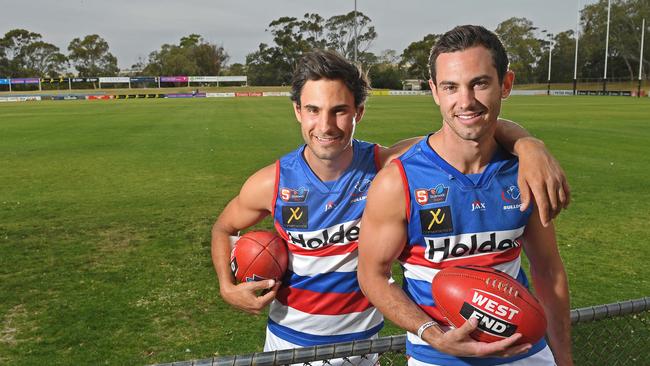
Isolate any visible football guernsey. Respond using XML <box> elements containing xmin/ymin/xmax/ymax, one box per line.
<box><xmin>269</xmin><ymin>139</ymin><xmax>384</xmax><ymax>347</ymax></box>
<box><xmin>396</xmin><ymin>137</ymin><xmax>548</xmax><ymax>365</ymax></box>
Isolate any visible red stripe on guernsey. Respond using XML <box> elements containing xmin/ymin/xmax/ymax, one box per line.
<box><xmin>393</xmin><ymin>159</ymin><xmax>411</xmax><ymax>222</ymax></box>
<box><xmin>420</xmin><ymin>305</ymin><xmax>451</xmax><ymax>326</ymax></box>
<box><xmin>288</xmin><ymin>241</ymin><xmax>359</xmax><ymax>257</ymax></box>
<box><xmin>276</xmin><ymin>286</ymin><xmax>372</xmax><ymax>315</ymax></box>
<box><xmin>274</xmin><ymin>221</ymin><xmax>290</xmax><ymax>241</ymax></box>
<box><xmin>271</xmin><ymin>160</ymin><xmax>281</xmax><ymax>217</ymax></box>
<box><xmin>399</xmin><ymin>243</ymin><xmax>522</xmax><ymax>269</ymax></box>
<box><xmin>373</xmin><ymin>144</ymin><xmax>382</xmax><ymax>171</ymax></box>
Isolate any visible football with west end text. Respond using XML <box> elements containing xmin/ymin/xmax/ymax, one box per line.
<box><xmin>230</xmin><ymin>231</ymin><xmax>288</xmax><ymax>283</ymax></box>
<box><xmin>431</xmin><ymin>265</ymin><xmax>547</xmax><ymax>345</ymax></box>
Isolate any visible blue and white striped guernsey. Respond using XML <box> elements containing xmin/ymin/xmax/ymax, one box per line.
<box><xmin>395</xmin><ymin>136</ymin><xmax>548</xmax><ymax>365</ymax></box>
<box><xmin>269</xmin><ymin>139</ymin><xmax>384</xmax><ymax>347</ymax></box>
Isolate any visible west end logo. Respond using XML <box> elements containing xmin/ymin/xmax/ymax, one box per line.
<box><xmin>415</xmin><ymin>184</ymin><xmax>449</xmax><ymax>205</ymax></box>
<box><xmin>282</xmin><ymin>205</ymin><xmax>308</xmax><ymax>228</ymax></box>
<box><xmin>280</xmin><ymin>187</ymin><xmax>308</xmax><ymax>202</ymax></box>
<box><xmin>419</xmin><ymin>206</ymin><xmax>453</xmax><ymax>234</ymax></box>
<box><xmin>501</xmin><ymin>185</ymin><xmax>521</xmax><ymax>211</ymax></box>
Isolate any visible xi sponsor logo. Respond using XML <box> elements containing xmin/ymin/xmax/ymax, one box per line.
<box><xmin>282</xmin><ymin>205</ymin><xmax>308</xmax><ymax>228</ymax></box>
<box><xmin>419</xmin><ymin>206</ymin><xmax>453</xmax><ymax>234</ymax></box>
<box><xmin>280</xmin><ymin>187</ymin><xmax>308</xmax><ymax>202</ymax></box>
<box><xmin>501</xmin><ymin>185</ymin><xmax>522</xmax><ymax>210</ymax></box>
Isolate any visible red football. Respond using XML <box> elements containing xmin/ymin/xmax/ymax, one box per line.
<box><xmin>230</xmin><ymin>231</ymin><xmax>288</xmax><ymax>283</ymax></box>
<box><xmin>431</xmin><ymin>265</ymin><xmax>547</xmax><ymax>345</ymax></box>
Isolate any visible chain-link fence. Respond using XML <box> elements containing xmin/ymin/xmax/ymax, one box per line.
<box><xmin>153</xmin><ymin>297</ymin><xmax>649</xmax><ymax>366</ymax></box>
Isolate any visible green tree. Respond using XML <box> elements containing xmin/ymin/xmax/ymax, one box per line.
<box><xmin>67</xmin><ymin>34</ymin><xmax>119</xmax><ymax>76</ymax></box>
<box><xmin>400</xmin><ymin>33</ymin><xmax>439</xmax><ymax>84</ymax></box>
<box><xmin>536</xmin><ymin>31</ymin><xmax>577</xmax><ymax>83</ymax></box>
<box><xmin>579</xmin><ymin>0</ymin><xmax>650</xmax><ymax>82</ymax></box>
<box><xmin>143</xmin><ymin>34</ymin><xmax>228</xmax><ymax>76</ymax></box>
<box><xmin>246</xmin><ymin>11</ymin><xmax>378</xmax><ymax>85</ymax></box>
<box><xmin>0</xmin><ymin>29</ymin><xmax>66</xmax><ymax>77</ymax></box>
<box><xmin>325</xmin><ymin>11</ymin><xmax>377</xmax><ymax>65</ymax></box>
<box><xmin>22</xmin><ymin>41</ymin><xmax>67</xmax><ymax>77</ymax></box>
<box><xmin>495</xmin><ymin>17</ymin><xmax>542</xmax><ymax>84</ymax></box>
<box><xmin>221</xmin><ymin>63</ymin><xmax>246</xmax><ymax>76</ymax></box>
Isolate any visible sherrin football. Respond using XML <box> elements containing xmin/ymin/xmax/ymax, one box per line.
<box><xmin>431</xmin><ymin>265</ymin><xmax>547</xmax><ymax>345</ymax></box>
<box><xmin>230</xmin><ymin>231</ymin><xmax>288</xmax><ymax>283</ymax></box>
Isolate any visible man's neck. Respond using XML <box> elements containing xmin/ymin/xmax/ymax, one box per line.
<box><xmin>428</xmin><ymin>127</ymin><xmax>498</xmax><ymax>175</ymax></box>
<box><xmin>303</xmin><ymin>146</ymin><xmax>354</xmax><ymax>182</ymax></box>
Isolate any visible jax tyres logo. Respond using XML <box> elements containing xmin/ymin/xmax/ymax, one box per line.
<box><xmin>419</xmin><ymin>206</ymin><xmax>453</xmax><ymax>235</ymax></box>
<box><xmin>286</xmin><ymin>220</ymin><xmax>360</xmax><ymax>250</ymax></box>
<box><xmin>282</xmin><ymin>205</ymin><xmax>308</xmax><ymax>228</ymax></box>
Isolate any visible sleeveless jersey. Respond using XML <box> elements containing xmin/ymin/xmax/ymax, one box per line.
<box><xmin>396</xmin><ymin>137</ymin><xmax>547</xmax><ymax>365</ymax></box>
<box><xmin>269</xmin><ymin>139</ymin><xmax>384</xmax><ymax>346</ymax></box>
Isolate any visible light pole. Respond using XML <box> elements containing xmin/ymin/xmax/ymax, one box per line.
<box><xmin>354</xmin><ymin>0</ymin><xmax>358</xmax><ymax>63</ymax></box>
<box><xmin>638</xmin><ymin>18</ymin><xmax>646</xmax><ymax>98</ymax></box>
<box><xmin>547</xmin><ymin>34</ymin><xmax>554</xmax><ymax>96</ymax></box>
<box><xmin>542</xmin><ymin>30</ymin><xmax>554</xmax><ymax>96</ymax></box>
<box><xmin>573</xmin><ymin>0</ymin><xmax>581</xmax><ymax>95</ymax></box>
<box><xmin>603</xmin><ymin>0</ymin><xmax>611</xmax><ymax>93</ymax></box>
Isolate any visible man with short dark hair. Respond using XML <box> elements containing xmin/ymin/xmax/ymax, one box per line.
<box><xmin>358</xmin><ymin>26</ymin><xmax>572</xmax><ymax>365</ymax></box>
<box><xmin>212</xmin><ymin>49</ymin><xmax>570</xmax><ymax>365</ymax></box>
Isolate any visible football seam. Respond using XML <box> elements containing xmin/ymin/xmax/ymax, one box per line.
<box><xmin>264</xmin><ymin>238</ymin><xmax>285</xmax><ymax>276</ymax></box>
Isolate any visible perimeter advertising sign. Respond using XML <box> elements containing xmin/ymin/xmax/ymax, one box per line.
<box><xmin>11</xmin><ymin>78</ymin><xmax>40</xmax><ymax>84</ymax></box>
<box><xmin>188</xmin><ymin>76</ymin><xmax>220</xmax><ymax>82</ymax></box>
<box><xmin>160</xmin><ymin>76</ymin><xmax>188</xmax><ymax>82</ymax></box>
<box><xmin>130</xmin><ymin>77</ymin><xmax>157</xmax><ymax>83</ymax></box>
<box><xmin>0</xmin><ymin>78</ymin><xmax>9</xmax><ymax>85</ymax></box>
<box><xmin>99</xmin><ymin>77</ymin><xmax>130</xmax><ymax>83</ymax></box>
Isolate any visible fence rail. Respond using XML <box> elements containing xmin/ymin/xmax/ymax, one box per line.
<box><xmin>153</xmin><ymin>297</ymin><xmax>650</xmax><ymax>366</ymax></box>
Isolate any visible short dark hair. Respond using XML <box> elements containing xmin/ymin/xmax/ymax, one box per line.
<box><xmin>428</xmin><ymin>25</ymin><xmax>509</xmax><ymax>84</ymax></box>
<box><xmin>291</xmin><ymin>49</ymin><xmax>370</xmax><ymax>108</ymax></box>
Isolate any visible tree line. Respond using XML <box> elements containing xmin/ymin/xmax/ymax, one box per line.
<box><xmin>1</xmin><ymin>0</ymin><xmax>647</xmax><ymax>88</ymax></box>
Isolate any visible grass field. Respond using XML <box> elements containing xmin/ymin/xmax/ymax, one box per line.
<box><xmin>1</xmin><ymin>95</ymin><xmax>649</xmax><ymax>365</ymax></box>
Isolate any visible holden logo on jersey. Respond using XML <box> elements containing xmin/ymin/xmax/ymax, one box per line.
<box><xmin>419</xmin><ymin>206</ymin><xmax>453</xmax><ymax>234</ymax></box>
<box><xmin>280</xmin><ymin>187</ymin><xmax>308</xmax><ymax>203</ymax></box>
<box><xmin>415</xmin><ymin>184</ymin><xmax>449</xmax><ymax>205</ymax></box>
<box><xmin>423</xmin><ymin>228</ymin><xmax>524</xmax><ymax>263</ymax></box>
<box><xmin>282</xmin><ymin>205</ymin><xmax>308</xmax><ymax>228</ymax></box>
<box><xmin>501</xmin><ymin>185</ymin><xmax>522</xmax><ymax>211</ymax></box>
<box><xmin>286</xmin><ymin>219</ymin><xmax>360</xmax><ymax>249</ymax></box>
<box><xmin>471</xmin><ymin>200</ymin><xmax>486</xmax><ymax>212</ymax></box>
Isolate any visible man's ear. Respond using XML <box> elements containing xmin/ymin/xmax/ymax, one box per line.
<box><xmin>293</xmin><ymin>102</ymin><xmax>302</xmax><ymax>123</ymax></box>
<box><xmin>354</xmin><ymin>104</ymin><xmax>366</xmax><ymax>124</ymax></box>
<box><xmin>429</xmin><ymin>79</ymin><xmax>440</xmax><ymax>106</ymax></box>
<box><xmin>501</xmin><ymin>70</ymin><xmax>515</xmax><ymax>99</ymax></box>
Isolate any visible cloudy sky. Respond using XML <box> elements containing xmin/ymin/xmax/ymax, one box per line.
<box><xmin>4</xmin><ymin>0</ymin><xmax>597</xmax><ymax>69</ymax></box>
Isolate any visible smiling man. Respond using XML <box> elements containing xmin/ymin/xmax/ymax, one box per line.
<box><xmin>357</xmin><ymin>25</ymin><xmax>572</xmax><ymax>366</ymax></box>
<box><xmin>212</xmin><ymin>49</ymin><xmax>570</xmax><ymax>365</ymax></box>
